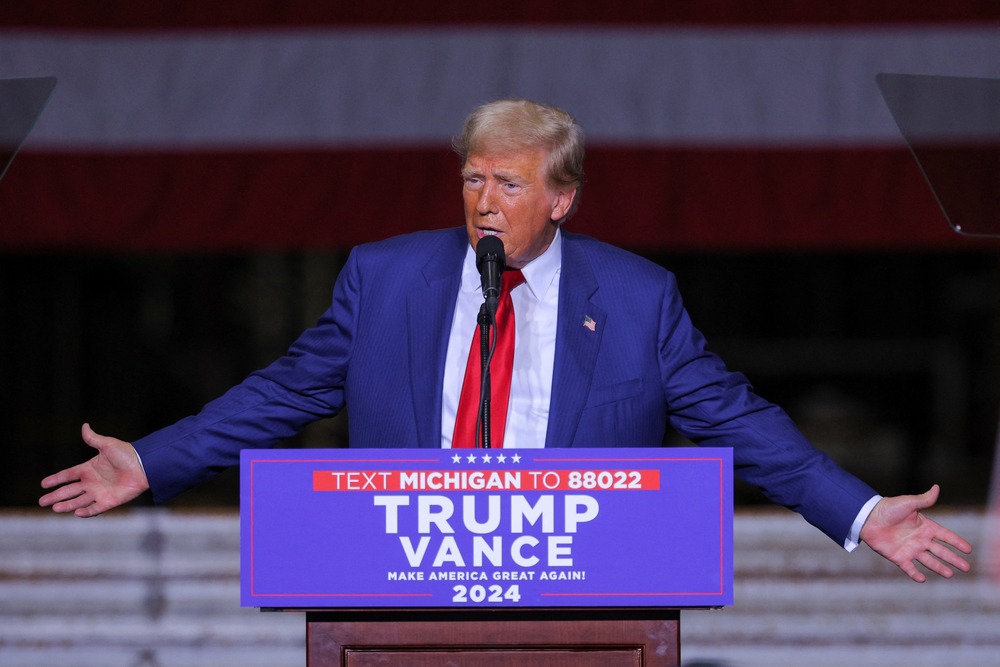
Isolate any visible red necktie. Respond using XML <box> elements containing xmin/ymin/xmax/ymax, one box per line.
<box><xmin>452</xmin><ymin>270</ymin><xmax>525</xmax><ymax>448</ymax></box>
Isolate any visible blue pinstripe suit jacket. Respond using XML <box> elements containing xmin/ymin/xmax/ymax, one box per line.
<box><xmin>134</xmin><ymin>227</ymin><xmax>876</xmax><ymax>545</ymax></box>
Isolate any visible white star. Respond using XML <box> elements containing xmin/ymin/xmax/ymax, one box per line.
<box><xmin>481</xmin><ymin>453</ymin><xmax>492</xmax><ymax>463</ymax></box>
<box><xmin>451</xmin><ymin>454</ymin><xmax>462</xmax><ymax>464</ymax></box>
<box><xmin>466</xmin><ymin>454</ymin><xmax>477</xmax><ymax>463</ymax></box>
<box><xmin>495</xmin><ymin>454</ymin><xmax>507</xmax><ymax>463</ymax></box>
<box><xmin>511</xmin><ymin>454</ymin><xmax>522</xmax><ymax>463</ymax></box>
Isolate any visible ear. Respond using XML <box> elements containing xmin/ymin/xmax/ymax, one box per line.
<box><xmin>550</xmin><ymin>188</ymin><xmax>578</xmax><ymax>221</ymax></box>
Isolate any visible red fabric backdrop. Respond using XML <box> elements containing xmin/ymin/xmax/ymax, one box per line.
<box><xmin>1</xmin><ymin>3</ymin><xmax>998</xmax><ymax>252</ymax></box>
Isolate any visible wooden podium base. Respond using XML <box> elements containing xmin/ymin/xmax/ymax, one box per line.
<box><xmin>305</xmin><ymin>609</ymin><xmax>680</xmax><ymax>667</ymax></box>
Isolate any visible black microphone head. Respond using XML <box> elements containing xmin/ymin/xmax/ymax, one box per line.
<box><xmin>475</xmin><ymin>235</ymin><xmax>506</xmax><ymax>273</ymax></box>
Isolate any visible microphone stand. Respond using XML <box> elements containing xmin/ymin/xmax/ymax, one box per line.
<box><xmin>476</xmin><ymin>303</ymin><xmax>493</xmax><ymax>449</ymax></box>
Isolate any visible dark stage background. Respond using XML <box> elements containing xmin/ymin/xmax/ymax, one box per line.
<box><xmin>2</xmin><ymin>249</ymin><xmax>997</xmax><ymax>507</ymax></box>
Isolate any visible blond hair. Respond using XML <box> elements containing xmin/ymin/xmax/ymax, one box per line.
<box><xmin>453</xmin><ymin>99</ymin><xmax>584</xmax><ymax>221</ymax></box>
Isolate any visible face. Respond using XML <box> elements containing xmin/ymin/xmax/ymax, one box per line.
<box><xmin>462</xmin><ymin>148</ymin><xmax>576</xmax><ymax>269</ymax></box>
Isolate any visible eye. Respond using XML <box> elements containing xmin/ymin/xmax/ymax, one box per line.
<box><xmin>464</xmin><ymin>176</ymin><xmax>484</xmax><ymax>189</ymax></box>
<box><xmin>502</xmin><ymin>181</ymin><xmax>522</xmax><ymax>193</ymax></box>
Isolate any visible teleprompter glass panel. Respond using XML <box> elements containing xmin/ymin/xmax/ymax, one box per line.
<box><xmin>877</xmin><ymin>73</ymin><xmax>1000</xmax><ymax>238</ymax></box>
<box><xmin>0</xmin><ymin>76</ymin><xmax>57</xmax><ymax>184</ymax></box>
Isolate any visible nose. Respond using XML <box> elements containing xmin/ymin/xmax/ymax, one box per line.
<box><xmin>476</xmin><ymin>181</ymin><xmax>498</xmax><ymax>215</ymax></box>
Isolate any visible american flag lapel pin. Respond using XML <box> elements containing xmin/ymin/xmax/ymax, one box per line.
<box><xmin>583</xmin><ymin>315</ymin><xmax>597</xmax><ymax>332</ymax></box>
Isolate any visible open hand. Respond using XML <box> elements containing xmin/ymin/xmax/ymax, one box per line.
<box><xmin>860</xmin><ymin>484</ymin><xmax>972</xmax><ymax>582</ymax></box>
<box><xmin>39</xmin><ymin>424</ymin><xmax>149</xmax><ymax>517</ymax></box>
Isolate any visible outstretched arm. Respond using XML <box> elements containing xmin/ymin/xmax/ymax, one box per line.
<box><xmin>860</xmin><ymin>484</ymin><xmax>973</xmax><ymax>583</ymax></box>
<box><xmin>39</xmin><ymin>424</ymin><xmax>149</xmax><ymax>517</ymax></box>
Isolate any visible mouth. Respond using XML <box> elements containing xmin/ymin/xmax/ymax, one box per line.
<box><xmin>477</xmin><ymin>228</ymin><xmax>502</xmax><ymax>238</ymax></box>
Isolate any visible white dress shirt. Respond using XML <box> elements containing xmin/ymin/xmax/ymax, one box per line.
<box><xmin>441</xmin><ymin>229</ymin><xmax>562</xmax><ymax>450</ymax></box>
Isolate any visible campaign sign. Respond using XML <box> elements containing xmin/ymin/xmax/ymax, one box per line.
<box><xmin>240</xmin><ymin>447</ymin><xmax>732</xmax><ymax>609</ymax></box>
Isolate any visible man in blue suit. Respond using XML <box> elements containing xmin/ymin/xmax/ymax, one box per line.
<box><xmin>41</xmin><ymin>99</ymin><xmax>971</xmax><ymax>583</ymax></box>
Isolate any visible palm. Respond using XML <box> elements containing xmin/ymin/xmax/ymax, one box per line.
<box><xmin>39</xmin><ymin>424</ymin><xmax>149</xmax><ymax>517</ymax></box>
<box><xmin>860</xmin><ymin>485</ymin><xmax>973</xmax><ymax>583</ymax></box>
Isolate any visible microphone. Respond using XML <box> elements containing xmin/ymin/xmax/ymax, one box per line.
<box><xmin>475</xmin><ymin>235</ymin><xmax>505</xmax><ymax>314</ymax></box>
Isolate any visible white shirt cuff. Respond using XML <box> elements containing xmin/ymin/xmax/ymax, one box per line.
<box><xmin>132</xmin><ymin>446</ymin><xmax>147</xmax><ymax>476</ymax></box>
<box><xmin>843</xmin><ymin>494</ymin><xmax>883</xmax><ymax>552</ymax></box>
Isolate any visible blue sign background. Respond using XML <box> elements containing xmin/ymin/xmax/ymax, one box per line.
<box><xmin>240</xmin><ymin>448</ymin><xmax>733</xmax><ymax>608</ymax></box>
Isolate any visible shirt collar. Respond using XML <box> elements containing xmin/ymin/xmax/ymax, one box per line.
<box><xmin>461</xmin><ymin>227</ymin><xmax>562</xmax><ymax>300</ymax></box>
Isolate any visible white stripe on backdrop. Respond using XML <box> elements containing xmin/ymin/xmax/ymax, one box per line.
<box><xmin>3</xmin><ymin>27</ymin><xmax>1000</xmax><ymax>149</ymax></box>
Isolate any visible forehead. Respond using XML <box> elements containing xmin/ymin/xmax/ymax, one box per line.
<box><xmin>463</xmin><ymin>148</ymin><xmax>549</xmax><ymax>178</ymax></box>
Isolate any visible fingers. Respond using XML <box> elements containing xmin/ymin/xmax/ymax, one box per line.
<box><xmin>927</xmin><ymin>540</ymin><xmax>970</xmax><ymax>574</ymax></box>
<box><xmin>900</xmin><ymin>515</ymin><xmax>973</xmax><ymax>582</ymax></box>
<box><xmin>40</xmin><ymin>463</ymin><xmax>84</xmax><ymax>490</ymax></box>
<box><xmin>899</xmin><ymin>560</ymin><xmax>927</xmax><ymax>584</ymax></box>
<box><xmin>894</xmin><ymin>545</ymin><xmax>950</xmax><ymax>583</ymax></box>
<box><xmin>73</xmin><ymin>503</ymin><xmax>103</xmax><ymax>518</ymax></box>
<box><xmin>888</xmin><ymin>485</ymin><xmax>939</xmax><ymax>519</ymax></box>
<box><xmin>42</xmin><ymin>481</ymin><xmax>114</xmax><ymax>517</ymax></box>
<box><xmin>863</xmin><ymin>484</ymin><xmax>975</xmax><ymax>583</ymax></box>
<box><xmin>927</xmin><ymin>524</ymin><xmax>973</xmax><ymax>570</ymax></box>
<box><xmin>913</xmin><ymin>484</ymin><xmax>940</xmax><ymax>511</ymax></box>
<box><xmin>81</xmin><ymin>422</ymin><xmax>114</xmax><ymax>451</ymax></box>
<box><xmin>916</xmin><ymin>550</ymin><xmax>954</xmax><ymax>580</ymax></box>
<box><xmin>40</xmin><ymin>425</ymin><xmax>107</xmax><ymax>492</ymax></box>
<box><xmin>40</xmin><ymin>423</ymin><xmax>146</xmax><ymax>518</ymax></box>
<box><xmin>933</xmin><ymin>526</ymin><xmax>974</xmax><ymax>556</ymax></box>
<box><xmin>39</xmin><ymin>481</ymin><xmax>88</xmax><ymax>512</ymax></box>
<box><xmin>39</xmin><ymin>484</ymin><xmax>78</xmax><ymax>509</ymax></box>
<box><xmin>45</xmin><ymin>488</ymin><xmax>114</xmax><ymax>517</ymax></box>
<box><xmin>911</xmin><ymin>540</ymin><xmax>973</xmax><ymax>581</ymax></box>
<box><xmin>40</xmin><ymin>424</ymin><xmax>114</xmax><ymax>509</ymax></box>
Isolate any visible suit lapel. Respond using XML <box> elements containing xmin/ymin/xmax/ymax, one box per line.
<box><xmin>407</xmin><ymin>229</ymin><xmax>466</xmax><ymax>448</ymax></box>
<box><xmin>546</xmin><ymin>233</ymin><xmax>605</xmax><ymax>447</ymax></box>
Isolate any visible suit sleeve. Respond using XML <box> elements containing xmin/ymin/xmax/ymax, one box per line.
<box><xmin>132</xmin><ymin>249</ymin><xmax>364</xmax><ymax>504</ymax></box>
<box><xmin>656</xmin><ymin>271</ymin><xmax>877</xmax><ymax>546</ymax></box>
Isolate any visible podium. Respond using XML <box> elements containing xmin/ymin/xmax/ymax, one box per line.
<box><xmin>304</xmin><ymin>609</ymin><xmax>679</xmax><ymax>666</ymax></box>
<box><xmin>241</xmin><ymin>448</ymin><xmax>732</xmax><ymax>666</ymax></box>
